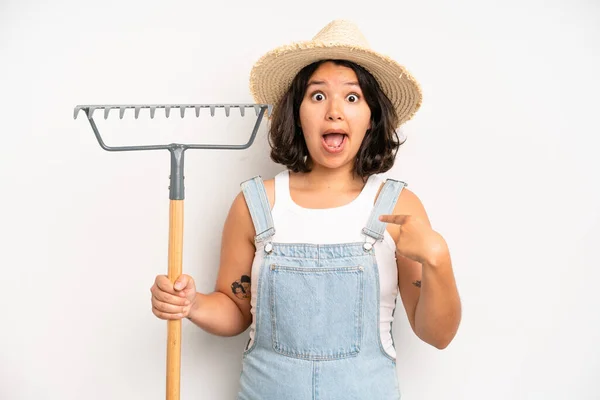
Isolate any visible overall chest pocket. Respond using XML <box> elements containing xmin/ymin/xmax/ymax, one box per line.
<box><xmin>269</xmin><ymin>264</ymin><xmax>364</xmax><ymax>360</ymax></box>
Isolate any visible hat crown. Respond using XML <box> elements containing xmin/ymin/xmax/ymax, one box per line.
<box><xmin>311</xmin><ymin>19</ymin><xmax>370</xmax><ymax>48</ymax></box>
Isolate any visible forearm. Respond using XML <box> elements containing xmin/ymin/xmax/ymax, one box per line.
<box><xmin>187</xmin><ymin>291</ymin><xmax>249</xmax><ymax>337</ymax></box>
<box><xmin>414</xmin><ymin>250</ymin><xmax>462</xmax><ymax>349</ymax></box>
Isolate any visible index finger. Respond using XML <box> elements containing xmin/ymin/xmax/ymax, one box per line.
<box><xmin>379</xmin><ymin>215</ymin><xmax>408</xmax><ymax>225</ymax></box>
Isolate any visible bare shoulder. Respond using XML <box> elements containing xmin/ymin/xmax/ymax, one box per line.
<box><xmin>233</xmin><ymin>177</ymin><xmax>275</xmax><ymax>215</ymax></box>
<box><xmin>384</xmin><ymin>186</ymin><xmax>432</xmax><ymax>243</ymax></box>
<box><xmin>395</xmin><ymin>187</ymin><xmax>431</xmax><ymax>227</ymax></box>
<box><xmin>226</xmin><ymin>190</ymin><xmax>255</xmax><ymax>244</ymax></box>
<box><xmin>228</xmin><ymin>177</ymin><xmax>275</xmax><ymax>239</ymax></box>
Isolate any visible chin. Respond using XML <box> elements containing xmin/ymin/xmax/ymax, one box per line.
<box><xmin>313</xmin><ymin>157</ymin><xmax>353</xmax><ymax>171</ymax></box>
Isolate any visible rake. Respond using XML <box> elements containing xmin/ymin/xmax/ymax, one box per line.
<box><xmin>74</xmin><ymin>103</ymin><xmax>271</xmax><ymax>400</ymax></box>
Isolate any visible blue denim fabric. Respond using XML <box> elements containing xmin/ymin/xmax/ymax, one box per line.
<box><xmin>237</xmin><ymin>175</ymin><xmax>407</xmax><ymax>400</ymax></box>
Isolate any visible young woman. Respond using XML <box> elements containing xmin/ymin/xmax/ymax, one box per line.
<box><xmin>150</xmin><ymin>20</ymin><xmax>461</xmax><ymax>399</ymax></box>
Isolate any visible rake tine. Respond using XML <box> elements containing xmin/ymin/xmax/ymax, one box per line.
<box><xmin>74</xmin><ymin>103</ymin><xmax>272</xmax><ymax>123</ymax></box>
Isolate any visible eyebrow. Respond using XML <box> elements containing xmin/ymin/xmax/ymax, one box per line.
<box><xmin>306</xmin><ymin>80</ymin><xmax>360</xmax><ymax>88</ymax></box>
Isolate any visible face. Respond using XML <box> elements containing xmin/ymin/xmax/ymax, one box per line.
<box><xmin>298</xmin><ymin>61</ymin><xmax>372</xmax><ymax>171</ymax></box>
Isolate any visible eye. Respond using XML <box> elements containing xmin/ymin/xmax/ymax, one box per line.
<box><xmin>346</xmin><ymin>93</ymin><xmax>360</xmax><ymax>103</ymax></box>
<box><xmin>311</xmin><ymin>92</ymin><xmax>325</xmax><ymax>102</ymax></box>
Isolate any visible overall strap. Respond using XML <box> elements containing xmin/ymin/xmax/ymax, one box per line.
<box><xmin>362</xmin><ymin>179</ymin><xmax>408</xmax><ymax>242</ymax></box>
<box><xmin>240</xmin><ymin>176</ymin><xmax>275</xmax><ymax>243</ymax></box>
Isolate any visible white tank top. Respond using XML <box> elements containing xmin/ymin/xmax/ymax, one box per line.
<box><xmin>247</xmin><ymin>169</ymin><xmax>400</xmax><ymax>359</ymax></box>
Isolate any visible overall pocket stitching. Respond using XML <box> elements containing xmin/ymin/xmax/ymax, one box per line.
<box><xmin>269</xmin><ymin>264</ymin><xmax>364</xmax><ymax>360</ymax></box>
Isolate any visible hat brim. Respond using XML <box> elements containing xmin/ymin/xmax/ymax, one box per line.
<box><xmin>249</xmin><ymin>41</ymin><xmax>423</xmax><ymax>128</ymax></box>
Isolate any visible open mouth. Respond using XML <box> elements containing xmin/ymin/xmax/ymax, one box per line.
<box><xmin>322</xmin><ymin>132</ymin><xmax>348</xmax><ymax>153</ymax></box>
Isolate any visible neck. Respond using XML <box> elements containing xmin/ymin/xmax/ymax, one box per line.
<box><xmin>301</xmin><ymin>160</ymin><xmax>362</xmax><ymax>190</ymax></box>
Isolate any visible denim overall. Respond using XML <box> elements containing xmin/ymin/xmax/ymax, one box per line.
<box><xmin>237</xmin><ymin>175</ymin><xmax>407</xmax><ymax>400</ymax></box>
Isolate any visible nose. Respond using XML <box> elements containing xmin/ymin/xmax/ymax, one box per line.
<box><xmin>325</xmin><ymin>98</ymin><xmax>344</xmax><ymax>121</ymax></box>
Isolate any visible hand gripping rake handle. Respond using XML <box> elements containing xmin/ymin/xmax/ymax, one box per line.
<box><xmin>74</xmin><ymin>103</ymin><xmax>271</xmax><ymax>400</ymax></box>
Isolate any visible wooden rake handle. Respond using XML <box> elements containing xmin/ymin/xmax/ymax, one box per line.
<box><xmin>167</xmin><ymin>200</ymin><xmax>184</xmax><ymax>400</ymax></box>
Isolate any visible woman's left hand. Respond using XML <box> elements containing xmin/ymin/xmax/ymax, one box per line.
<box><xmin>379</xmin><ymin>214</ymin><xmax>448</xmax><ymax>265</ymax></box>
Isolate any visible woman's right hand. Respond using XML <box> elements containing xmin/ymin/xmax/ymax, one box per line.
<box><xmin>150</xmin><ymin>274</ymin><xmax>197</xmax><ymax>320</ymax></box>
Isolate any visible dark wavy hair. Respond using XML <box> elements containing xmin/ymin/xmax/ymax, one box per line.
<box><xmin>268</xmin><ymin>59</ymin><xmax>402</xmax><ymax>179</ymax></box>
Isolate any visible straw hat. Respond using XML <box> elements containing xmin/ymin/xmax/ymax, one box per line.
<box><xmin>249</xmin><ymin>19</ymin><xmax>423</xmax><ymax>128</ymax></box>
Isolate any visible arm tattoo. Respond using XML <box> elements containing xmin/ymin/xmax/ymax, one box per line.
<box><xmin>231</xmin><ymin>275</ymin><xmax>251</xmax><ymax>300</ymax></box>
<box><xmin>413</xmin><ymin>280</ymin><xmax>422</xmax><ymax>288</ymax></box>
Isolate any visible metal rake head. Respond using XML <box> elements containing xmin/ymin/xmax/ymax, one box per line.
<box><xmin>73</xmin><ymin>103</ymin><xmax>272</xmax><ymax>152</ymax></box>
<box><xmin>74</xmin><ymin>103</ymin><xmax>272</xmax><ymax>200</ymax></box>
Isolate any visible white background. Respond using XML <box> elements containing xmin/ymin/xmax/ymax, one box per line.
<box><xmin>1</xmin><ymin>0</ymin><xmax>599</xmax><ymax>399</ymax></box>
